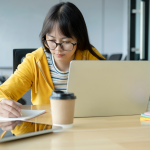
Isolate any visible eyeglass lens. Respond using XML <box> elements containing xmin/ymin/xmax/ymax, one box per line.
<box><xmin>47</xmin><ymin>41</ymin><xmax>74</xmax><ymax>51</ymax></box>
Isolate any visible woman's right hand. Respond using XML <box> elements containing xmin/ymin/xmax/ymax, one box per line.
<box><xmin>0</xmin><ymin>99</ymin><xmax>22</xmax><ymax>118</ymax></box>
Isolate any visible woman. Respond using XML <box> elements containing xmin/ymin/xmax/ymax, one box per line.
<box><xmin>0</xmin><ymin>2</ymin><xmax>105</xmax><ymax>134</ymax></box>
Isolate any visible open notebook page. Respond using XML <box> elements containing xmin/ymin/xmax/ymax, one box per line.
<box><xmin>0</xmin><ymin>109</ymin><xmax>46</xmax><ymax>121</ymax></box>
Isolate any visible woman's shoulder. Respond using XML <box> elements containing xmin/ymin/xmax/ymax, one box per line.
<box><xmin>26</xmin><ymin>47</ymin><xmax>45</xmax><ymax>61</ymax></box>
<box><xmin>90</xmin><ymin>47</ymin><xmax>105</xmax><ymax>60</ymax></box>
<box><xmin>76</xmin><ymin>47</ymin><xmax>105</xmax><ymax>60</ymax></box>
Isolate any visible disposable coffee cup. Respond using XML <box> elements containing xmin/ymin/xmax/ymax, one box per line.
<box><xmin>50</xmin><ymin>90</ymin><xmax>76</xmax><ymax>129</ymax></box>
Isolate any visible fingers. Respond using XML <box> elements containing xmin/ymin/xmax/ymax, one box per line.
<box><xmin>0</xmin><ymin>107</ymin><xmax>21</xmax><ymax>118</ymax></box>
<box><xmin>0</xmin><ymin>99</ymin><xmax>22</xmax><ymax>118</ymax></box>
<box><xmin>0</xmin><ymin>121</ymin><xmax>22</xmax><ymax>131</ymax></box>
<box><xmin>13</xmin><ymin>101</ymin><xmax>22</xmax><ymax>108</ymax></box>
<box><xmin>0</xmin><ymin>121</ymin><xmax>14</xmax><ymax>127</ymax></box>
<box><xmin>2</xmin><ymin>99</ymin><xmax>21</xmax><ymax>111</ymax></box>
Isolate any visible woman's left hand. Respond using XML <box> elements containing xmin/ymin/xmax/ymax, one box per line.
<box><xmin>0</xmin><ymin>121</ymin><xmax>22</xmax><ymax>131</ymax></box>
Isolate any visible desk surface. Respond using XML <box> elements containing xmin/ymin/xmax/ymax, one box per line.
<box><xmin>1</xmin><ymin>105</ymin><xmax>150</xmax><ymax>150</ymax></box>
<box><xmin>21</xmin><ymin>105</ymin><xmax>52</xmax><ymax>124</ymax></box>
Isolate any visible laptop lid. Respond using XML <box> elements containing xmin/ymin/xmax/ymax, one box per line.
<box><xmin>67</xmin><ymin>61</ymin><xmax>150</xmax><ymax>117</ymax></box>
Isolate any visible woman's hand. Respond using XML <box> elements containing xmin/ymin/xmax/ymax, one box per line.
<box><xmin>0</xmin><ymin>99</ymin><xmax>22</xmax><ymax>118</ymax></box>
<box><xmin>0</xmin><ymin>121</ymin><xmax>22</xmax><ymax>131</ymax></box>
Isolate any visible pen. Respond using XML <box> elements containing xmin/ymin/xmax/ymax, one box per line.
<box><xmin>0</xmin><ymin>131</ymin><xmax>7</xmax><ymax>139</ymax></box>
<box><xmin>20</xmin><ymin>112</ymin><xmax>23</xmax><ymax>117</ymax></box>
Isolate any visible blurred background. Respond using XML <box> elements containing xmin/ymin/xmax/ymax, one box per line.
<box><xmin>0</xmin><ymin>0</ymin><xmax>149</xmax><ymax>77</ymax></box>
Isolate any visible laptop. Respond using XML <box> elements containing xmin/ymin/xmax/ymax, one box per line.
<box><xmin>67</xmin><ymin>61</ymin><xmax>150</xmax><ymax>117</ymax></box>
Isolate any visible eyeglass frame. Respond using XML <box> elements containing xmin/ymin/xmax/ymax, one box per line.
<box><xmin>43</xmin><ymin>39</ymin><xmax>77</xmax><ymax>51</ymax></box>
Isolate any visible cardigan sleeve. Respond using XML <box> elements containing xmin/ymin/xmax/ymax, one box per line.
<box><xmin>0</xmin><ymin>55</ymin><xmax>35</xmax><ymax>102</ymax></box>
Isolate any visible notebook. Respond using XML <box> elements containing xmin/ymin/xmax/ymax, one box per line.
<box><xmin>0</xmin><ymin>109</ymin><xmax>46</xmax><ymax>122</ymax></box>
<box><xmin>67</xmin><ymin>61</ymin><xmax>150</xmax><ymax>117</ymax></box>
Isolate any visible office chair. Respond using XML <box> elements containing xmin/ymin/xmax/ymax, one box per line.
<box><xmin>13</xmin><ymin>49</ymin><xmax>37</xmax><ymax>105</ymax></box>
<box><xmin>108</xmin><ymin>54</ymin><xmax>122</xmax><ymax>60</ymax></box>
<box><xmin>13</xmin><ymin>49</ymin><xmax>36</xmax><ymax>72</ymax></box>
<box><xmin>124</xmin><ymin>55</ymin><xmax>127</xmax><ymax>60</ymax></box>
<box><xmin>102</xmin><ymin>54</ymin><xmax>108</xmax><ymax>60</ymax></box>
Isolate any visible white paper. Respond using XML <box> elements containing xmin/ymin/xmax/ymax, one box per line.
<box><xmin>0</xmin><ymin>109</ymin><xmax>46</xmax><ymax>122</ymax></box>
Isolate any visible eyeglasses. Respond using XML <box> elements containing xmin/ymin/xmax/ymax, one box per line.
<box><xmin>44</xmin><ymin>40</ymin><xmax>77</xmax><ymax>51</ymax></box>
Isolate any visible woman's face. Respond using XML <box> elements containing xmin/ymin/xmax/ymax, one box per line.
<box><xmin>46</xmin><ymin>26</ymin><xmax>77</xmax><ymax>63</ymax></box>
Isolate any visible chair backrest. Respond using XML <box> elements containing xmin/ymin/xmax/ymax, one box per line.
<box><xmin>102</xmin><ymin>54</ymin><xmax>108</xmax><ymax>60</ymax></box>
<box><xmin>13</xmin><ymin>49</ymin><xmax>36</xmax><ymax>72</ymax></box>
<box><xmin>108</xmin><ymin>54</ymin><xmax>122</xmax><ymax>60</ymax></box>
<box><xmin>124</xmin><ymin>55</ymin><xmax>127</xmax><ymax>60</ymax></box>
<box><xmin>13</xmin><ymin>49</ymin><xmax>36</xmax><ymax>105</ymax></box>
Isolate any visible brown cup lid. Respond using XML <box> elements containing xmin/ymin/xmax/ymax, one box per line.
<box><xmin>50</xmin><ymin>90</ymin><xmax>76</xmax><ymax>100</ymax></box>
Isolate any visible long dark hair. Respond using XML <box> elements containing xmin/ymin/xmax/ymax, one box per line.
<box><xmin>40</xmin><ymin>2</ymin><xmax>104</xmax><ymax>60</ymax></box>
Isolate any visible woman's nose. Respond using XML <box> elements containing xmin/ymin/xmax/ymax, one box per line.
<box><xmin>55</xmin><ymin>44</ymin><xmax>63</xmax><ymax>52</ymax></box>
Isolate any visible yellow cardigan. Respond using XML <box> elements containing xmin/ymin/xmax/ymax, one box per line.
<box><xmin>0</xmin><ymin>47</ymin><xmax>104</xmax><ymax>103</ymax></box>
<box><xmin>0</xmin><ymin>47</ymin><xmax>105</xmax><ymax>135</ymax></box>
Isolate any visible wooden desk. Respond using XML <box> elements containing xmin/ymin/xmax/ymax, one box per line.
<box><xmin>21</xmin><ymin>105</ymin><xmax>52</xmax><ymax>125</ymax></box>
<box><xmin>1</xmin><ymin>105</ymin><xmax>150</xmax><ymax>150</ymax></box>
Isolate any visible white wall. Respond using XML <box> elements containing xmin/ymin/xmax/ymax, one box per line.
<box><xmin>0</xmin><ymin>0</ymin><xmax>59</xmax><ymax>68</ymax></box>
<box><xmin>62</xmin><ymin>0</ymin><xmax>104</xmax><ymax>54</ymax></box>
<box><xmin>0</xmin><ymin>0</ymin><xmax>128</xmax><ymax>68</ymax></box>
<box><xmin>103</xmin><ymin>0</ymin><xmax>128</xmax><ymax>59</ymax></box>
<box><xmin>63</xmin><ymin>0</ymin><xmax>128</xmax><ymax>60</ymax></box>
